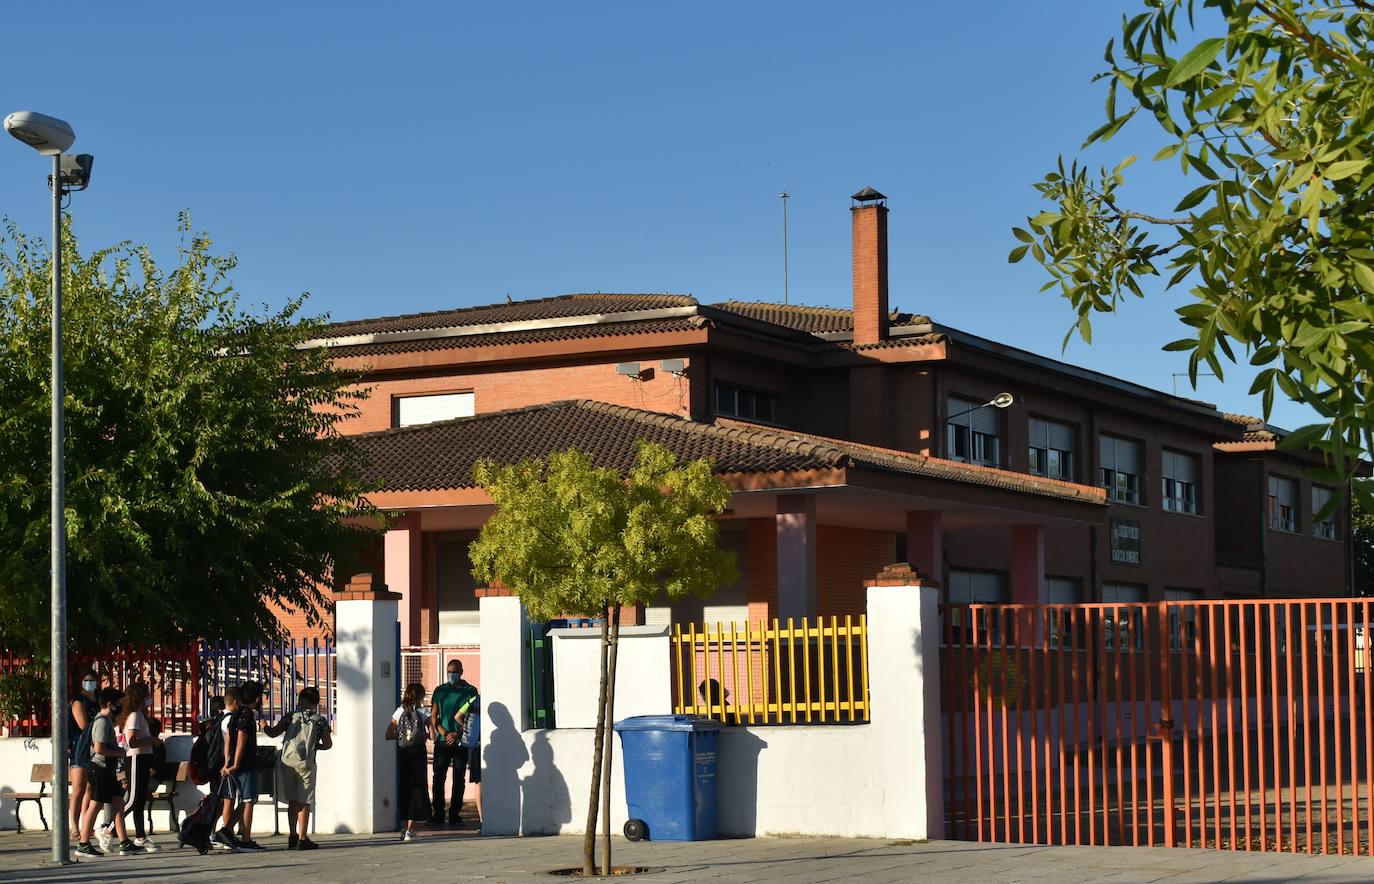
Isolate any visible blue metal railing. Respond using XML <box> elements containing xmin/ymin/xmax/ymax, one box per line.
<box><xmin>198</xmin><ymin>638</ymin><xmax>337</xmax><ymax>725</ymax></box>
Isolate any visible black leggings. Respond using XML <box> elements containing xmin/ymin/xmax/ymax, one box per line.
<box><xmin>122</xmin><ymin>754</ymin><xmax>150</xmax><ymax>838</ymax></box>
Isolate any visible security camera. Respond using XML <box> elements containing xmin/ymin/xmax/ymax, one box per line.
<box><xmin>4</xmin><ymin>111</ymin><xmax>76</xmax><ymax>156</ymax></box>
<box><xmin>58</xmin><ymin>153</ymin><xmax>94</xmax><ymax>191</ymax></box>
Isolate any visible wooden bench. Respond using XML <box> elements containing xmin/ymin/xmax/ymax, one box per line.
<box><xmin>11</xmin><ymin>763</ymin><xmax>51</xmax><ymax>833</ymax></box>
<box><xmin>146</xmin><ymin>761</ymin><xmax>188</xmax><ymax>833</ymax></box>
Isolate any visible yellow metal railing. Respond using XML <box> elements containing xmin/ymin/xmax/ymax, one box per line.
<box><xmin>671</xmin><ymin>616</ymin><xmax>870</xmax><ymax>725</ymax></box>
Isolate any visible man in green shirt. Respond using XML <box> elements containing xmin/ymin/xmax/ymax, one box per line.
<box><xmin>430</xmin><ymin>659</ymin><xmax>479</xmax><ymax>827</ymax></box>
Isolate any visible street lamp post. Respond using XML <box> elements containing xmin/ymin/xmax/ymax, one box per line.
<box><xmin>946</xmin><ymin>392</ymin><xmax>1015</xmax><ymax>423</ymax></box>
<box><xmin>4</xmin><ymin>110</ymin><xmax>93</xmax><ymax>867</ymax></box>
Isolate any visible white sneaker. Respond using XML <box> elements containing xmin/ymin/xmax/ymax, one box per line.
<box><xmin>96</xmin><ymin>825</ymin><xmax>114</xmax><ymax>854</ymax></box>
<box><xmin>402</xmin><ymin>829</ymin><xmax>417</xmax><ymax>842</ymax></box>
<box><xmin>135</xmin><ymin>836</ymin><xmax>160</xmax><ymax>852</ymax></box>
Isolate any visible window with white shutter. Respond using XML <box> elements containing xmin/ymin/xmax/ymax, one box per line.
<box><xmin>393</xmin><ymin>391</ymin><xmax>475</xmax><ymax>427</ymax></box>
<box><xmin>1312</xmin><ymin>486</ymin><xmax>1339</xmax><ymax>540</ymax></box>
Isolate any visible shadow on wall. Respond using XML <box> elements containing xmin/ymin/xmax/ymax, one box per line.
<box><xmin>484</xmin><ymin>701</ymin><xmax>528</xmax><ymax>835</ymax></box>
<box><xmin>716</xmin><ymin>729</ymin><xmax>766</xmax><ymax>837</ymax></box>
<box><xmin>522</xmin><ymin>730</ymin><xmax>571</xmax><ymax>835</ymax></box>
<box><xmin>336</xmin><ymin>628</ymin><xmax>371</xmax><ymax>693</ymax></box>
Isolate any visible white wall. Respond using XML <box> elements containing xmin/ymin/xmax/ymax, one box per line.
<box><xmin>551</xmin><ymin>625</ymin><xmax>671</xmax><ymax>729</ymax></box>
<box><xmin>479</xmin><ymin>585</ymin><xmax>944</xmax><ymax>840</ymax></box>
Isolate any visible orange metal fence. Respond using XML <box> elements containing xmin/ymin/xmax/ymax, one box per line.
<box><xmin>942</xmin><ymin>600</ymin><xmax>1374</xmax><ymax>855</ymax></box>
<box><xmin>671</xmin><ymin>617</ymin><xmax>870</xmax><ymax>725</ymax></box>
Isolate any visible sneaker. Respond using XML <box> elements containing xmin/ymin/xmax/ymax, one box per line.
<box><xmin>74</xmin><ymin>842</ymin><xmax>103</xmax><ymax>859</ymax></box>
<box><xmin>298</xmin><ymin>838</ymin><xmax>319</xmax><ymax>851</ymax></box>
<box><xmin>117</xmin><ymin>840</ymin><xmax>139</xmax><ymax>856</ymax></box>
<box><xmin>238</xmin><ymin>839</ymin><xmax>267</xmax><ymax>851</ymax></box>
<box><xmin>402</xmin><ymin>829</ymin><xmax>416</xmax><ymax>842</ymax></box>
<box><xmin>211</xmin><ymin>829</ymin><xmax>239</xmax><ymax>851</ymax></box>
<box><xmin>96</xmin><ymin>824</ymin><xmax>114</xmax><ymax>854</ymax></box>
<box><xmin>135</xmin><ymin>836</ymin><xmax>160</xmax><ymax>853</ymax></box>
<box><xmin>288</xmin><ymin>834</ymin><xmax>299</xmax><ymax>850</ymax></box>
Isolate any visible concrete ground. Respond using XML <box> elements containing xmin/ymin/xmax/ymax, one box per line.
<box><xmin>6</xmin><ymin>829</ymin><xmax>1374</xmax><ymax>882</ymax></box>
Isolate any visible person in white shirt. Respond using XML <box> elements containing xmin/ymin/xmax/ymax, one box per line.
<box><xmin>385</xmin><ymin>682</ymin><xmax>433</xmax><ymax>841</ymax></box>
<box><xmin>116</xmin><ymin>682</ymin><xmax>159</xmax><ymax>853</ymax></box>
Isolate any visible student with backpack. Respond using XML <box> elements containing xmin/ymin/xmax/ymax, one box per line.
<box><xmin>189</xmin><ymin>696</ymin><xmax>226</xmax><ymax>792</ymax></box>
<box><xmin>214</xmin><ymin>685</ymin><xmax>264</xmax><ymax>851</ymax></box>
<box><xmin>264</xmin><ymin>686</ymin><xmax>332</xmax><ymax>850</ymax></box>
<box><xmin>386</xmin><ymin>682</ymin><xmax>432</xmax><ymax>841</ymax></box>
<box><xmin>67</xmin><ymin>668</ymin><xmax>100</xmax><ymax>837</ymax></box>
<box><xmin>76</xmin><ymin>688</ymin><xmax>139</xmax><ymax>859</ymax></box>
<box><xmin>115</xmin><ymin>682</ymin><xmax>160</xmax><ymax>853</ymax></box>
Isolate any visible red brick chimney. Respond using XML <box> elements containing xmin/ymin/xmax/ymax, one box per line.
<box><xmin>851</xmin><ymin>187</ymin><xmax>889</xmax><ymax>346</ymax></box>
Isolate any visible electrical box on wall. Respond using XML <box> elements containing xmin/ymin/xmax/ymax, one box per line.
<box><xmin>660</xmin><ymin>358</ymin><xmax>686</xmax><ymax>375</ymax></box>
<box><xmin>616</xmin><ymin>362</ymin><xmax>642</xmax><ymax>377</ymax></box>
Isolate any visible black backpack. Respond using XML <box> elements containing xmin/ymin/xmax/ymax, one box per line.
<box><xmin>189</xmin><ymin>713</ymin><xmax>224</xmax><ymax>785</ymax></box>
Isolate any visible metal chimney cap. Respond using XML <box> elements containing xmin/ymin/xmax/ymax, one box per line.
<box><xmin>851</xmin><ymin>186</ymin><xmax>886</xmax><ymax>203</ymax></box>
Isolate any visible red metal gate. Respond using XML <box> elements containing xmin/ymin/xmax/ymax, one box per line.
<box><xmin>942</xmin><ymin>600</ymin><xmax>1374</xmax><ymax>854</ymax></box>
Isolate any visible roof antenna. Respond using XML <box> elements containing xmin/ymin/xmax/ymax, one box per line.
<box><xmin>779</xmin><ymin>188</ymin><xmax>790</xmax><ymax>305</ymax></box>
<box><xmin>505</xmin><ymin>293</ymin><xmax>513</xmax><ymax>304</ymax></box>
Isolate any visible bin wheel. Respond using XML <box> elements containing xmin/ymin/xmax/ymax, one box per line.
<box><xmin>624</xmin><ymin>818</ymin><xmax>648</xmax><ymax>842</ymax></box>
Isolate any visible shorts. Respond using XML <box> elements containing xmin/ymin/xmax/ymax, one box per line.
<box><xmin>221</xmin><ymin>769</ymin><xmax>257</xmax><ymax>802</ymax></box>
<box><xmin>463</xmin><ymin>746</ymin><xmax>481</xmax><ymax>784</ymax></box>
<box><xmin>276</xmin><ymin>760</ymin><xmax>316</xmax><ymax>804</ymax></box>
<box><xmin>88</xmin><ymin>761</ymin><xmax>122</xmax><ymax>804</ymax></box>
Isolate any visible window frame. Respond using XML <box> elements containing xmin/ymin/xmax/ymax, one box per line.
<box><xmin>1268</xmin><ymin>474</ymin><xmax>1299</xmax><ymax>534</ymax></box>
<box><xmin>945</xmin><ymin>395</ymin><xmax>1003</xmax><ymax>468</ymax></box>
<box><xmin>1312</xmin><ymin>485</ymin><xmax>1340</xmax><ymax>541</ymax></box>
<box><xmin>1099</xmin><ymin>433</ymin><xmax>1145</xmax><ymax>506</ymax></box>
<box><xmin>1028</xmin><ymin>416</ymin><xmax>1076</xmax><ymax>481</ymax></box>
<box><xmin>1161</xmin><ymin>448</ymin><xmax>1201</xmax><ymax>516</ymax></box>
<box><xmin>391</xmin><ymin>389</ymin><xmax>476</xmax><ymax>428</ymax></box>
<box><xmin>714</xmin><ymin>381</ymin><xmax>779</xmax><ymax>424</ymax></box>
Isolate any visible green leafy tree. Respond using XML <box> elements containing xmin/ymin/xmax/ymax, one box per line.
<box><xmin>0</xmin><ymin>216</ymin><xmax>378</xmax><ymax>658</ymax></box>
<box><xmin>470</xmin><ymin>441</ymin><xmax>735</xmax><ymax>876</ymax></box>
<box><xmin>1355</xmin><ymin>480</ymin><xmax>1374</xmax><ymax>596</ymax></box>
<box><xmin>1011</xmin><ymin>0</ymin><xmax>1374</xmax><ymax>501</ymax></box>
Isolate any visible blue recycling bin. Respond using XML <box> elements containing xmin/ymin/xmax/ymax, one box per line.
<box><xmin>614</xmin><ymin>714</ymin><xmax>721</xmax><ymax>841</ymax></box>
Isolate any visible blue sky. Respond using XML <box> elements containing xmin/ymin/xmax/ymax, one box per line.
<box><xmin>0</xmin><ymin>2</ymin><xmax>1300</xmax><ymax>428</ymax></box>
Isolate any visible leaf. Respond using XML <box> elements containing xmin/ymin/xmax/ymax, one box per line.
<box><xmin>1012</xmin><ymin>227</ymin><xmax>1035</xmax><ymax>244</ymax></box>
<box><xmin>1008</xmin><ymin>245</ymin><xmax>1030</xmax><ymax>263</ymax></box>
<box><xmin>1351</xmin><ymin>262</ymin><xmax>1374</xmax><ymax>296</ymax></box>
<box><xmin>1325</xmin><ymin>159</ymin><xmax>1368</xmax><ymax>181</ymax></box>
<box><xmin>1165</xmin><ymin>38</ymin><xmax>1225</xmax><ymax>87</ymax></box>
<box><xmin>1175</xmin><ymin>183</ymin><xmax>1214</xmax><ymax>211</ymax></box>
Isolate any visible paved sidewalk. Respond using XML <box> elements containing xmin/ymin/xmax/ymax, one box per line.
<box><xmin>5</xmin><ymin>829</ymin><xmax>1374</xmax><ymax>882</ymax></box>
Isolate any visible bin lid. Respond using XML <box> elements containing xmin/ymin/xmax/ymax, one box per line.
<box><xmin>613</xmin><ymin>714</ymin><xmax>722</xmax><ymax>733</ymax></box>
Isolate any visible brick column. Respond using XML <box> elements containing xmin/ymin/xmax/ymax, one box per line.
<box><xmin>384</xmin><ymin>512</ymin><xmax>423</xmax><ymax>647</ymax></box>
<box><xmin>905</xmin><ymin>511</ymin><xmax>944</xmax><ymax>586</ymax></box>
<box><xmin>776</xmin><ymin>494</ymin><xmax>817</xmax><ymax>622</ymax></box>
<box><xmin>1011</xmin><ymin>524</ymin><xmax>1046</xmax><ymax>604</ymax></box>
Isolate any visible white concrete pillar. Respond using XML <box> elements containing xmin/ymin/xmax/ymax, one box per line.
<box><xmin>865</xmin><ymin>564</ymin><xmax>944</xmax><ymax>839</ymax></box>
<box><xmin>776</xmin><ymin>494</ymin><xmax>817</xmax><ymax>621</ymax></box>
<box><xmin>385</xmin><ymin>512</ymin><xmax>423</xmax><ymax>647</ymax></box>
<box><xmin>478</xmin><ymin>593</ymin><xmax>530</xmax><ymax>836</ymax></box>
<box><xmin>320</xmin><ymin>573</ymin><xmax>401</xmax><ymax>834</ymax></box>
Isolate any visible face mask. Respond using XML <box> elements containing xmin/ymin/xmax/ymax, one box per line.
<box><xmin>81</xmin><ymin>680</ymin><xmax>97</xmax><ymax>692</ymax></box>
<box><xmin>448</xmin><ymin>673</ymin><xmax>461</xmax><ymax>686</ymax></box>
<box><xmin>145</xmin><ymin>697</ymin><xmax>153</xmax><ymax>709</ymax></box>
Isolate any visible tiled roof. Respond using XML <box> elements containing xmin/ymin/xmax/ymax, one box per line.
<box><xmin>349</xmin><ymin>400</ymin><xmax>1105</xmax><ymax>505</ymax></box>
<box><xmin>710</xmin><ymin>301</ymin><xmax>928</xmax><ymax>334</ymax></box>
<box><xmin>323</xmin><ymin>293</ymin><xmax>697</xmax><ymax>338</ymax></box>
<box><xmin>328</xmin><ymin>317</ymin><xmax>707</xmax><ymax>358</ymax></box>
<box><xmin>1221</xmin><ymin>412</ymin><xmax>1280</xmax><ymax>442</ymax></box>
<box><xmin>839</xmin><ymin>333</ymin><xmax>948</xmax><ymax>351</ymax></box>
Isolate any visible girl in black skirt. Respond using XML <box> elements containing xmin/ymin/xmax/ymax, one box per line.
<box><xmin>386</xmin><ymin>682</ymin><xmax>433</xmax><ymax>841</ymax></box>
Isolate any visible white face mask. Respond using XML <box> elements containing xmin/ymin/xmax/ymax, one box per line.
<box><xmin>81</xmin><ymin>680</ymin><xmax>97</xmax><ymax>692</ymax></box>
<box><xmin>144</xmin><ymin>697</ymin><xmax>153</xmax><ymax>709</ymax></box>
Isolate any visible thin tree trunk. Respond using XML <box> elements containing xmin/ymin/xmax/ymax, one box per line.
<box><xmin>600</xmin><ymin>609</ymin><xmax>622</xmax><ymax>875</ymax></box>
<box><xmin>582</xmin><ymin>607</ymin><xmax>612</xmax><ymax>876</ymax></box>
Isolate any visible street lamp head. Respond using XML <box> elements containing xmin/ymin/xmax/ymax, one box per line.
<box><xmin>991</xmin><ymin>392</ymin><xmax>1014</xmax><ymax>409</ymax></box>
<box><xmin>4</xmin><ymin>111</ymin><xmax>75</xmax><ymax>156</ymax></box>
<box><xmin>58</xmin><ymin>154</ymin><xmax>94</xmax><ymax>191</ymax></box>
